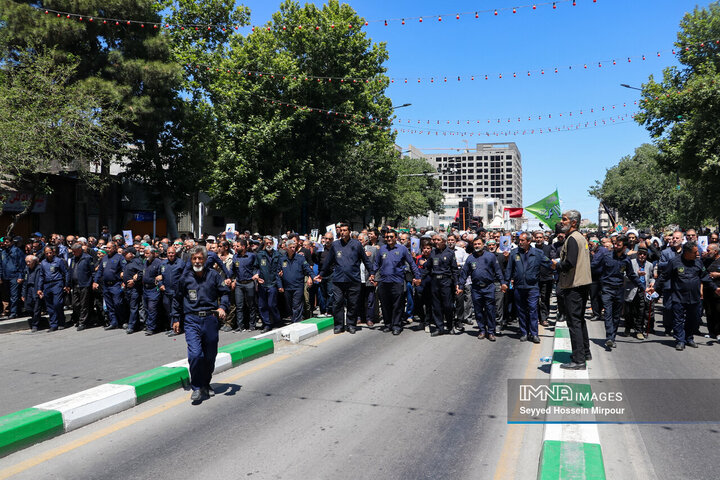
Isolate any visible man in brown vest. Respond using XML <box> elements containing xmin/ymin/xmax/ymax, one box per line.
<box><xmin>557</xmin><ymin>209</ymin><xmax>593</xmax><ymax>370</ymax></box>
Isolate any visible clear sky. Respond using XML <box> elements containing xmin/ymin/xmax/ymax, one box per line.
<box><xmin>240</xmin><ymin>0</ymin><xmax>709</xmax><ymax>223</ymax></box>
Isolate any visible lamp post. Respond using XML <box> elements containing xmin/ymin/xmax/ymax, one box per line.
<box><xmin>620</xmin><ymin>83</ymin><xmax>642</xmax><ymax>91</ymax></box>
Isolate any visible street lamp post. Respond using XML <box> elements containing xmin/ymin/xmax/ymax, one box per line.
<box><xmin>620</xmin><ymin>84</ymin><xmax>642</xmax><ymax>91</ymax></box>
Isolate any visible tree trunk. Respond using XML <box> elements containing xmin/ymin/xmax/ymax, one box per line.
<box><xmin>162</xmin><ymin>193</ymin><xmax>179</xmax><ymax>239</ymax></box>
<box><xmin>6</xmin><ymin>190</ymin><xmax>37</xmax><ymax>238</ymax></box>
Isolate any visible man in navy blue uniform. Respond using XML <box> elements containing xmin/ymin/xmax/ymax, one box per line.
<box><xmin>122</xmin><ymin>247</ymin><xmax>143</xmax><ymax>333</ymax></box>
<box><xmin>279</xmin><ymin>240</ymin><xmax>313</xmax><ymax>324</ymax></box>
<box><xmin>21</xmin><ymin>255</ymin><xmax>43</xmax><ymax>332</ymax></box>
<box><xmin>458</xmin><ymin>237</ymin><xmax>507</xmax><ymax>341</ymax></box>
<box><xmin>253</xmin><ymin>237</ymin><xmax>282</xmax><ymax>333</ymax></box>
<box><xmin>158</xmin><ymin>246</ymin><xmax>185</xmax><ymax>336</ymax></box>
<box><xmin>172</xmin><ymin>246</ymin><xmax>230</xmax><ymax>403</ymax></box>
<box><xmin>427</xmin><ymin>233</ymin><xmax>459</xmax><ymax>336</ymax></box>
<box><xmin>68</xmin><ymin>243</ymin><xmax>95</xmax><ymax>331</ymax></box>
<box><xmin>657</xmin><ymin>231</ymin><xmax>683</xmax><ymax>335</ymax></box>
<box><xmin>93</xmin><ymin>241</ymin><xmax>126</xmax><ymax>330</ymax></box>
<box><xmin>37</xmin><ymin>246</ymin><xmax>69</xmax><ymax>332</ymax></box>
<box><xmin>230</xmin><ymin>239</ymin><xmax>258</xmax><ymax>332</ymax></box>
<box><xmin>591</xmin><ymin>235</ymin><xmax>645</xmax><ymax>350</ymax></box>
<box><xmin>372</xmin><ymin>230</ymin><xmax>421</xmax><ymax>335</ymax></box>
<box><xmin>505</xmin><ymin>232</ymin><xmax>555</xmax><ymax>343</ymax></box>
<box><xmin>316</xmin><ymin>223</ymin><xmax>373</xmax><ymax>334</ymax></box>
<box><xmin>656</xmin><ymin>241</ymin><xmax>719</xmax><ymax>350</ymax></box>
<box><xmin>1</xmin><ymin>236</ymin><xmax>26</xmax><ymax>319</ymax></box>
<box><xmin>142</xmin><ymin>246</ymin><xmax>163</xmax><ymax>335</ymax></box>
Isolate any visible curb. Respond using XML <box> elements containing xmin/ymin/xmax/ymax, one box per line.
<box><xmin>0</xmin><ymin>310</ymin><xmax>73</xmax><ymax>334</ymax></box>
<box><xmin>537</xmin><ymin>321</ymin><xmax>606</xmax><ymax>480</ymax></box>
<box><xmin>0</xmin><ymin>316</ymin><xmax>333</xmax><ymax>457</ymax></box>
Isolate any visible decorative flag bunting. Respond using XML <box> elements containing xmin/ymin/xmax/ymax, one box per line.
<box><xmin>524</xmin><ymin>190</ymin><xmax>562</xmax><ymax>230</ymax></box>
<box><xmin>34</xmin><ymin>1</ymin><xmax>595</xmax><ymax>34</ymax></box>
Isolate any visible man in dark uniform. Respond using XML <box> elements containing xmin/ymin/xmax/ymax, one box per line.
<box><xmin>141</xmin><ymin>246</ymin><xmax>163</xmax><ymax>335</ymax></box>
<box><xmin>372</xmin><ymin>230</ymin><xmax>421</xmax><ymax>335</ymax></box>
<box><xmin>158</xmin><ymin>246</ymin><xmax>186</xmax><ymax>336</ymax></box>
<box><xmin>122</xmin><ymin>247</ymin><xmax>143</xmax><ymax>333</ymax></box>
<box><xmin>93</xmin><ymin>241</ymin><xmax>126</xmax><ymax>331</ymax></box>
<box><xmin>37</xmin><ymin>246</ymin><xmax>69</xmax><ymax>332</ymax></box>
<box><xmin>21</xmin><ymin>255</ymin><xmax>42</xmax><ymax>332</ymax></box>
<box><xmin>487</xmin><ymin>239</ymin><xmax>508</xmax><ymax>333</ymax></box>
<box><xmin>591</xmin><ymin>235</ymin><xmax>645</xmax><ymax>350</ymax></box>
<box><xmin>704</xmin><ymin>244</ymin><xmax>720</xmax><ymax>340</ymax></box>
<box><xmin>316</xmin><ymin>223</ymin><xmax>373</xmax><ymax>334</ymax></box>
<box><xmin>68</xmin><ymin>243</ymin><xmax>94</xmax><ymax>331</ymax></box>
<box><xmin>505</xmin><ymin>233</ymin><xmax>555</xmax><ymax>343</ymax></box>
<box><xmin>172</xmin><ymin>246</ymin><xmax>230</xmax><ymax>403</ymax></box>
<box><xmin>314</xmin><ymin>233</ymin><xmax>335</xmax><ymax>317</ymax></box>
<box><xmin>279</xmin><ymin>240</ymin><xmax>313</xmax><ymax>324</ymax></box>
<box><xmin>533</xmin><ymin>231</ymin><xmax>555</xmax><ymax>327</ymax></box>
<box><xmin>657</xmin><ymin>231</ymin><xmax>683</xmax><ymax>335</ymax></box>
<box><xmin>656</xmin><ymin>241</ymin><xmax>718</xmax><ymax>350</ymax></box>
<box><xmin>426</xmin><ymin>233</ymin><xmax>459</xmax><ymax>336</ymax></box>
<box><xmin>587</xmin><ymin>237</ymin><xmax>606</xmax><ymax>322</ymax></box>
<box><xmin>230</xmin><ymin>239</ymin><xmax>257</xmax><ymax>332</ymax></box>
<box><xmin>458</xmin><ymin>237</ymin><xmax>507</xmax><ymax>341</ymax></box>
<box><xmin>414</xmin><ymin>240</ymin><xmax>433</xmax><ymax>330</ymax></box>
<box><xmin>1</xmin><ymin>236</ymin><xmax>26</xmax><ymax>319</ymax></box>
<box><xmin>253</xmin><ymin>236</ymin><xmax>282</xmax><ymax>333</ymax></box>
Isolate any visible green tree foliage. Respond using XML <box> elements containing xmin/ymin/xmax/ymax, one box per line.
<box><xmin>389</xmin><ymin>156</ymin><xmax>444</xmax><ymax>225</ymax></box>
<box><xmin>634</xmin><ymin>2</ymin><xmax>720</xmax><ymax>225</ymax></box>
<box><xmin>0</xmin><ymin>49</ymin><xmax>126</xmax><ymax>235</ymax></box>
<box><xmin>589</xmin><ymin>144</ymin><xmax>704</xmax><ymax>228</ymax></box>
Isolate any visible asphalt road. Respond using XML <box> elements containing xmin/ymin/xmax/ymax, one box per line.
<box><xmin>0</xmin><ymin>323</ymin><xmax>550</xmax><ymax>480</ymax></box>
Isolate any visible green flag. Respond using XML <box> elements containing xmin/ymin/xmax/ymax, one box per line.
<box><xmin>524</xmin><ymin>190</ymin><xmax>561</xmax><ymax>230</ymax></box>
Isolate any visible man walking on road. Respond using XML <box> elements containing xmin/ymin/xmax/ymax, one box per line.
<box><xmin>172</xmin><ymin>246</ymin><xmax>230</xmax><ymax>403</ymax></box>
<box><xmin>557</xmin><ymin>210</ymin><xmax>593</xmax><ymax>370</ymax></box>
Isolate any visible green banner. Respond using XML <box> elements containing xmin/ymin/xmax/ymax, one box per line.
<box><xmin>525</xmin><ymin>189</ymin><xmax>561</xmax><ymax>230</ymax></box>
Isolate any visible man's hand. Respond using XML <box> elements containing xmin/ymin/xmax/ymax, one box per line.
<box><xmin>172</xmin><ymin>321</ymin><xmax>180</xmax><ymax>333</ymax></box>
<box><xmin>278</xmin><ymin>287</ymin><xmax>284</xmax><ymax>293</ymax></box>
<box><xmin>412</xmin><ymin>278</ymin><xmax>421</xmax><ymax>287</ymax></box>
<box><xmin>159</xmin><ymin>285</ymin><xmax>166</xmax><ymax>292</ymax></box>
<box><xmin>503</xmin><ymin>250</ymin><xmax>510</xmax><ymax>258</ymax></box>
<box><xmin>155</xmin><ymin>275</ymin><xmax>162</xmax><ymax>282</ymax></box>
<box><xmin>126</xmin><ymin>279</ymin><xmax>134</xmax><ymax>288</ymax></box>
<box><xmin>63</xmin><ymin>287</ymin><xmax>70</xmax><ymax>293</ymax></box>
<box><xmin>278</xmin><ymin>270</ymin><xmax>283</xmax><ymax>277</ymax></box>
<box><xmin>715</xmin><ymin>287</ymin><xmax>720</xmax><ymax>297</ymax></box>
<box><xmin>37</xmin><ymin>290</ymin><xmax>44</xmax><ymax>299</ymax></box>
<box><xmin>313</xmin><ymin>275</ymin><xmax>322</xmax><ymax>283</ymax></box>
<box><xmin>231</xmin><ymin>281</ymin><xmax>236</xmax><ymax>289</ymax></box>
<box><xmin>645</xmin><ymin>287</ymin><xmax>655</xmax><ymax>294</ymax></box>
<box><xmin>306</xmin><ymin>278</ymin><xmax>313</xmax><ymax>287</ymax></box>
<box><xmin>253</xmin><ymin>274</ymin><xmax>264</xmax><ymax>284</ymax></box>
<box><xmin>456</xmin><ymin>286</ymin><xmax>462</xmax><ymax>295</ymax></box>
<box><xmin>17</xmin><ymin>278</ymin><xmax>23</xmax><ymax>284</ymax></box>
<box><xmin>368</xmin><ymin>275</ymin><xmax>375</xmax><ymax>284</ymax></box>
<box><xmin>501</xmin><ymin>284</ymin><xmax>509</xmax><ymax>293</ymax></box>
<box><xmin>217</xmin><ymin>308</ymin><xmax>226</xmax><ymax>320</ymax></box>
<box><xmin>132</xmin><ymin>274</ymin><xmax>138</xmax><ymax>281</ymax></box>
<box><xmin>92</xmin><ymin>282</ymin><xmax>99</xmax><ymax>290</ymax></box>
<box><xmin>224</xmin><ymin>278</ymin><xmax>232</xmax><ymax>286</ymax></box>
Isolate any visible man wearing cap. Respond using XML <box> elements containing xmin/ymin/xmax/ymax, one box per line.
<box><xmin>658</xmin><ymin>231</ymin><xmax>684</xmax><ymax>336</ymax></box>
<box><xmin>37</xmin><ymin>246</ymin><xmax>69</xmax><ymax>332</ymax></box>
<box><xmin>68</xmin><ymin>243</ymin><xmax>95</xmax><ymax>330</ymax></box>
<box><xmin>624</xmin><ymin>246</ymin><xmax>655</xmax><ymax>338</ymax></box>
<box><xmin>172</xmin><ymin>246</ymin><xmax>230</xmax><ymax>403</ymax></box>
<box><xmin>93</xmin><ymin>242</ymin><xmax>126</xmax><ymax>330</ymax></box>
<box><xmin>487</xmin><ymin>238</ymin><xmax>508</xmax><ymax>333</ymax></box>
<box><xmin>1</xmin><ymin>236</ymin><xmax>26</xmax><ymax>319</ymax></box>
<box><xmin>426</xmin><ymin>233</ymin><xmax>459</xmax><ymax>336</ymax></box>
<box><xmin>278</xmin><ymin>240</ymin><xmax>314</xmax><ymax>324</ymax></box>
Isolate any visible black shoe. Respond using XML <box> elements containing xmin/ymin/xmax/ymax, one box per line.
<box><xmin>530</xmin><ymin>335</ymin><xmax>540</xmax><ymax>344</ymax></box>
<box><xmin>454</xmin><ymin>324</ymin><xmax>465</xmax><ymax>333</ymax></box>
<box><xmin>605</xmin><ymin>339</ymin><xmax>615</xmax><ymax>350</ymax></box>
<box><xmin>380</xmin><ymin>326</ymin><xmax>390</xmax><ymax>333</ymax></box>
<box><xmin>220</xmin><ymin>325</ymin><xmax>232</xmax><ymax>332</ymax></box>
<box><xmin>144</xmin><ymin>330</ymin><xmax>154</xmax><ymax>336</ymax></box>
<box><xmin>392</xmin><ymin>329</ymin><xmax>401</xmax><ymax>336</ymax></box>
<box><xmin>519</xmin><ymin>336</ymin><xmax>528</xmax><ymax>342</ymax></box>
<box><xmin>488</xmin><ymin>334</ymin><xmax>497</xmax><ymax>342</ymax></box>
<box><xmin>76</xmin><ymin>325</ymin><xmax>86</xmax><ymax>331</ymax></box>
<box><xmin>31</xmin><ymin>327</ymin><xmax>38</xmax><ymax>333</ymax></box>
<box><xmin>588</xmin><ymin>315</ymin><xmax>600</xmax><ymax>322</ymax></box>
<box><xmin>7</xmin><ymin>314</ymin><xmax>17</xmax><ymax>320</ymax></box>
<box><xmin>347</xmin><ymin>326</ymin><xmax>357</xmax><ymax>334</ymax></box>
<box><xmin>585</xmin><ymin>353</ymin><xmax>593</xmax><ymax>361</ymax></box>
<box><xmin>190</xmin><ymin>389</ymin><xmax>207</xmax><ymax>403</ymax></box>
<box><xmin>559</xmin><ymin>362</ymin><xmax>587</xmax><ymax>370</ymax></box>
<box><xmin>104</xmin><ymin>325</ymin><xmax>117</xmax><ymax>331</ymax></box>
<box><xmin>477</xmin><ymin>332</ymin><xmax>486</xmax><ymax>340</ymax></box>
<box><xmin>207</xmin><ymin>386</ymin><xmax>215</xmax><ymax>397</ymax></box>
<box><xmin>430</xmin><ymin>329</ymin><xmax>443</xmax><ymax>337</ymax></box>
<box><xmin>261</xmin><ymin>326</ymin><xmax>272</xmax><ymax>334</ymax></box>
<box><xmin>47</xmin><ymin>327</ymin><xmax>57</xmax><ymax>333</ymax></box>
<box><xmin>123</xmin><ymin>323</ymin><xmax>128</xmax><ymax>329</ymax></box>
<box><xmin>57</xmin><ymin>326</ymin><xmax>65</xmax><ymax>331</ymax></box>
<box><xmin>333</xmin><ymin>326</ymin><xmax>345</xmax><ymax>334</ymax></box>
<box><xmin>687</xmin><ymin>340</ymin><xmax>698</xmax><ymax>348</ymax></box>
<box><xmin>676</xmin><ymin>342</ymin><xmax>685</xmax><ymax>351</ymax></box>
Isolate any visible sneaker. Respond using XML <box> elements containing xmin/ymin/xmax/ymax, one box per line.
<box><xmin>676</xmin><ymin>342</ymin><xmax>685</xmax><ymax>351</ymax></box>
<box><xmin>605</xmin><ymin>339</ymin><xmax>615</xmax><ymax>349</ymax></box>
<box><xmin>636</xmin><ymin>332</ymin><xmax>645</xmax><ymax>340</ymax></box>
<box><xmin>424</xmin><ymin>324</ymin><xmax>430</xmax><ymax>333</ymax></box>
<box><xmin>220</xmin><ymin>325</ymin><xmax>232</xmax><ymax>332</ymax></box>
<box><xmin>31</xmin><ymin>327</ymin><xmax>38</xmax><ymax>333</ymax></box>
<box><xmin>207</xmin><ymin>386</ymin><xmax>215</xmax><ymax>397</ymax></box>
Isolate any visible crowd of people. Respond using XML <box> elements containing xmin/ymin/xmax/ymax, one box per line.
<box><xmin>1</xmin><ymin>213</ymin><xmax>719</xmax><ymax>357</ymax></box>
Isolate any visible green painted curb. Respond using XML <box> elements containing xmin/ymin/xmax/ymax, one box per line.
<box><xmin>552</xmin><ymin>350</ymin><xmax>572</xmax><ymax>364</ymax></box>
<box><xmin>111</xmin><ymin>366</ymin><xmax>190</xmax><ymax>403</ymax></box>
<box><xmin>0</xmin><ymin>408</ymin><xmax>64</xmax><ymax>457</ymax></box>
<box><xmin>301</xmin><ymin>317</ymin><xmax>334</xmax><ymax>332</ymax></box>
<box><xmin>538</xmin><ymin>440</ymin><xmax>606</xmax><ymax>480</ymax></box>
<box><xmin>218</xmin><ymin>338</ymin><xmax>274</xmax><ymax>365</ymax></box>
<box><xmin>555</xmin><ymin>328</ymin><xmax>570</xmax><ymax>338</ymax></box>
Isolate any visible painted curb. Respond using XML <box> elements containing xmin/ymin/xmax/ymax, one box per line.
<box><xmin>537</xmin><ymin>322</ymin><xmax>606</xmax><ymax>480</ymax></box>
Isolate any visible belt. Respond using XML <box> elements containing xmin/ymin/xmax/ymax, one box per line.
<box><xmin>104</xmin><ymin>280</ymin><xmax>119</xmax><ymax>286</ymax></box>
<box><xmin>190</xmin><ymin>310</ymin><xmax>217</xmax><ymax>318</ymax></box>
<box><xmin>434</xmin><ymin>274</ymin><xmax>450</xmax><ymax>279</ymax></box>
<box><xmin>237</xmin><ymin>279</ymin><xmax>254</xmax><ymax>284</ymax></box>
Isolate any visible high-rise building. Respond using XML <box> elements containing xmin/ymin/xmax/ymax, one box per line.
<box><xmin>408</xmin><ymin>142</ymin><xmax>523</xmax><ymax>208</ymax></box>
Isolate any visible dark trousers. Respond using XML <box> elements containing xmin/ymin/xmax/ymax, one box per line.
<box><xmin>495</xmin><ymin>283</ymin><xmax>506</xmax><ymax>326</ymax></box>
<box><xmin>601</xmin><ymin>285</ymin><xmax>624</xmax><ymax>341</ymax></box>
<box><xmin>431</xmin><ymin>277</ymin><xmax>454</xmax><ymax>330</ymax></box>
<box><xmin>625</xmin><ymin>293</ymin><xmax>649</xmax><ymax>333</ymax></box>
<box><xmin>103</xmin><ymin>285</ymin><xmax>124</xmax><ymax>328</ymax></box>
<box><xmin>284</xmin><ymin>289</ymin><xmax>304</xmax><ymax>323</ymax></box>
<box><xmin>414</xmin><ymin>281</ymin><xmax>432</xmax><ymax>323</ymax></box>
<box><xmin>589</xmin><ymin>280</ymin><xmax>602</xmax><ymax>318</ymax></box>
<box><xmin>672</xmin><ymin>302</ymin><xmax>701</xmax><ymax>345</ymax></box>
<box><xmin>359</xmin><ymin>284</ymin><xmax>377</xmax><ymax>323</ymax></box>
<box><xmin>514</xmin><ymin>287</ymin><xmax>540</xmax><ymax>337</ymax></box>
<box><xmin>44</xmin><ymin>283</ymin><xmax>65</xmax><ymax>329</ymax></box>
<box><xmin>556</xmin><ymin>283</ymin><xmax>566</xmax><ymax>320</ymax></box>
<box><xmin>471</xmin><ymin>285</ymin><xmax>496</xmax><ymax>334</ymax></box>
<box><xmin>71</xmin><ymin>285</ymin><xmax>92</xmax><ymax>327</ymax></box>
<box><xmin>332</xmin><ymin>281</ymin><xmax>362</xmax><ymax>327</ymax></box>
<box><xmin>377</xmin><ymin>282</ymin><xmax>406</xmax><ymax>332</ymax></box>
<box><xmin>184</xmin><ymin>313</ymin><xmax>219</xmax><ymax>391</ymax></box>
<box><xmin>25</xmin><ymin>294</ymin><xmax>42</xmax><ymax>328</ymax></box>
<box><xmin>162</xmin><ymin>291</ymin><xmax>175</xmax><ymax>330</ymax></box>
<box><xmin>6</xmin><ymin>280</ymin><xmax>21</xmax><ymax>316</ymax></box>
<box><xmin>704</xmin><ymin>295</ymin><xmax>720</xmax><ymax>338</ymax></box>
<box><xmin>538</xmin><ymin>280</ymin><xmax>553</xmax><ymax>323</ymax></box>
<box><xmin>143</xmin><ymin>289</ymin><xmax>160</xmax><ymax>331</ymax></box>
<box><xmin>125</xmin><ymin>288</ymin><xmax>141</xmax><ymax>330</ymax></box>
<box><xmin>318</xmin><ymin>279</ymin><xmax>334</xmax><ymax>314</ymax></box>
<box><xmin>662</xmin><ymin>290</ymin><xmax>674</xmax><ymax>334</ymax></box>
<box><xmin>235</xmin><ymin>282</ymin><xmax>257</xmax><ymax>329</ymax></box>
<box><xmin>563</xmin><ymin>286</ymin><xmax>591</xmax><ymax>364</ymax></box>
<box><xmin>257</xmin><ymin>285</ymin><xmax>280</xmax><ymax>327</ymax></box>
<box><xmin>405</xmin><ymin>281</ymin><xmax>414</xmax><ymax>320</ymax></box>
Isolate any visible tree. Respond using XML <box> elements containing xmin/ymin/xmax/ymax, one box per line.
<box><xmin>387</xmin><ymin>156</ymin><xmax>444</xmax><ymax>225</ymax></box>
<box><xmin>0</xmin><ymin>49</ymin><xmax>127</xmax><ymax>236</ymax></box>
<box><xmin>588</xmin><ymin>144</ymin><xmax>704</xmax><ymax>228</ymax></box>
<box><xmin>634</xmin><ymin>2</ymin><xmax>720</xmax><ymax>227</ymax></box>
<box><xmin>204</xmin><ymin>0</ymin><xmax>397</xmax><ymax>231</ymax></box>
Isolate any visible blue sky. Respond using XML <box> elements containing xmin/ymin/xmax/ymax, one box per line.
<box><xmin>240</xmin><ymin>0</ymin><xmax>708</xmax><ymax>223</ymax></box>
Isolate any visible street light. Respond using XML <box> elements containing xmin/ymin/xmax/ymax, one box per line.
<box><xmin>620</xmin><ymin>83</ymin><xmax>642</xmax><ymax>91</ymax></box>
<box><xmin>392</xmin><ymin>103</ymin><xmax>412</xmax><ymax>110</ymax></box>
